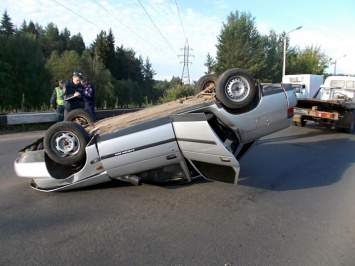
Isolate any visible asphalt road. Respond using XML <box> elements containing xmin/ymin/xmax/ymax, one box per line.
<box><xmin>1</xmin><ymin>125</ymin><xmax>354</xmax><ymax>266</ymax></box>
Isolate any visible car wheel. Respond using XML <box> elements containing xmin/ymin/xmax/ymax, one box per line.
<box><xmin>44</xmin><ymin>121</ymin><xmax>90</xmax><ymax>165</ymax></box>
<box><xmin>216</xmin><ymin>68</ymin><xmax>256</xmax><ymax>109</ymax></box>
<box><xmin>65</xmin><ymin>109</ymin><xmax>94</xmax><ymax>127</ymax></box>
<box><xmin>195</xmin><ymin>74</ymin><xmax>218</xmax><ymax>94</ymax></box>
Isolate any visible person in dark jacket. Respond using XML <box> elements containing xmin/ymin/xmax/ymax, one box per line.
<box><xmin>50</xmin><ymin>79</ymin><xmax>65</xmax><ymax>122</ymax></box>
<box><xmin>81</xmin><ymin>76</ymin><xmax>96</xmax><ymax>120</ymax></box>
<box><xmin>62</xmin><ymin>71</ymin><xmax>84</xmax><ymax>117</ymax></box>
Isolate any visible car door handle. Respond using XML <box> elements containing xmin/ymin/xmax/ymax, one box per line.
<box><xmin>166</xmin><ymin>154</ymin><xmax>177</xmax><ymax>160</ymax></box>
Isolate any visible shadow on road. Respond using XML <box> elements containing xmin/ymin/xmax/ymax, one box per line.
<box><xmin>238</xmin><ymin>127</ymin><xmax>355</xmax><ymax>191</ymax></box>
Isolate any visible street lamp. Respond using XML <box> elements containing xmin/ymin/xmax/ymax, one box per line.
<box><xmin>282</xmin><ymin>26</ymin><xmax>302</xmax><ymax>77</ymax></box>
<box><xmin>332</xmin><ymin>55</ymin><xmax>347</xmax><ymax>75</ymax></box>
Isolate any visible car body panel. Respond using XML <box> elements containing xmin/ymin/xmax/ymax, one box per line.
<box><xmin>172</xmin><ymin>113</ymin><xmax>239</xmax><ymax>184</ymax></box>
<box><xmin>98</xmin><ymin>123</ymin><xmax>182</xmax><ymax>179</ymax></box>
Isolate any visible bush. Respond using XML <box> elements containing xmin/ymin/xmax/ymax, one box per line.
<box><xmin>158</xmin><ymin>84</ymin><xmax>194</xmax><ymax>104</ymax></box>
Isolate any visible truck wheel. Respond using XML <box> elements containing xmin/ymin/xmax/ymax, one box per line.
<box><xmin>44</xmin><ymin>121</ymin><xmax>90</xmax><ymax>165</ymax></box>
<box><xmin>296</xmin><ymin>120</ymin><xmax>306</xmax><ymax>127</ymax></box>
<box><xmin>216</xmin><ymin>68</ymin><xmax>256</xmax><ymax>109</ymax></box>
<box><xmin>65</xmin><ymin>109</ymin><xmax>94</xmax><ymax>127</ymax></box>
<box><xmin>195</xmin><ymin>74</ymin><xmax>217</xmax><ymax>94</ymax></box>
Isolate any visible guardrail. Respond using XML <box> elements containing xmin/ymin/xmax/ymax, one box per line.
<box><xmin>0</xmin><ymin>108</ymin><xmax>142</xmax><ymax>126</ymax></box>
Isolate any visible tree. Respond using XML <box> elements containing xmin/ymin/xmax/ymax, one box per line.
<box><xmin>61</xmin><ymin>27</ymin><xmax>71</xmax><ymax>47</ymax></box>
<box><xmin>67</xmin><ymin>33</ymin><xmax>85</xmax><ymax>55</ymax></box>
<box><xmin>214</xmin><ymin>11</ymin><xmax>265</xmax><ymax>77</ymax></box>
<box><xmin>204</xmin><ymin>53</ymin><xmax>216</xmax><ymax>74</ymax></box>
<box><xmin>105</xmin><ymin>28</ymin><xmax>117</xmax><ymax>77</ymax></box>
<box><xmin>0</xmin><ymin>33</ymin><xmax>51</xmax><ymax>110</ymax></box>
<box><xmin>0</xmin><ymin>11</ymin><xmax>15</xmax><ymax>36</ymax></box>
<box><xmin>142</xmin><ymin>57</ymin><xmax>156</xmax><ymax>81</ymax></box>
<box><xmin>45</xmin><ymin>23</ymin><xmax>67</xmax><ymax>56</ymax></box>
<box><xmin>86</xmin><ymin>51</ymin><xmax>114</xmax><ymax>109</ymax></box>
<box><xmin>19</xmin><ymin>20</ymin><xmax>40</xmax><ymax>38</ymax></box>
<box><xmin>287</xmin><ymin>45</ymin><xmax>330</xmax><ymax>75</ymax></box>
<box><xmin>45</xmin><ymin>50</ymin><xmax>68</xmax><ymax>84</ymax></box>
<box><xmin>210</xmin><ymin>10</ymin><xmax>332</xmax><ymax>82</ymax></box>
<box><xmin>60</xmin><ymin>50</ymin><xmax>83</xmax><ymax>76</ymax></box>
<box><xmin>90</xmin><ymin>31</ymin><xmax>108</xmax><ymax>64</ymax></box>
<box><xmin>0</xmin><ymin>54</ymin><xmax>12</xmax><ymax>110</ymax></box>
<box><xmin>139</xmin><ymin>56</ymin><xmax>156</xmax><ymax>104</ymax></box>
<box><xmin>262</xmin><ymin>30</ymin><xmax>283</xmax><ymax>82</ymax></box>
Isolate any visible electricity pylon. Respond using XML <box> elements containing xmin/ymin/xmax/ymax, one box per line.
<box><xmin>179</xmin><ymin>39</ymin><xmax>194</xmax><ymax>84</ymax></box>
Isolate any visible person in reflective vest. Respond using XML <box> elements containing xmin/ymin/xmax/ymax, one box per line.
<box><xmin>50</xmin><ymin>80</ymin><xmax>65</xmax><ymax>122</ymax></box>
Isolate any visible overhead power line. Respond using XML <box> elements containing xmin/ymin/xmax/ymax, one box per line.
<box><xmin>52</xmin><ymin>0</ymin><xmax>103</xmax><ymax>31</ymax></box>
<box><xmin>137</xmin><ymin>0</ymin><xmax>178</xmax><ymax>57</ymax></box>
<box><xmin>91</xmin><ymin>0</ymin><xmax>156</xmax><ymax>49</ymax></box>
<box><xmin>53</xmin><ymin>0</ymin><xmax>132</xmax><ymax>48</ymax></box>
<box><xmin>175</xmin><ymin>0</ymin><xmax>187</xmax><ymax>40</ymax></box>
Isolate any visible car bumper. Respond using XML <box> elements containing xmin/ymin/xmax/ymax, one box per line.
<box><xmin>14</xmin><ymin>150</ymin><xmax>52</xmax><ymax>179</ymax></box>
<box><xmin>14</xmin><ymin>150</ymin><xmax>112</xmax><ymax>191</ymax></box>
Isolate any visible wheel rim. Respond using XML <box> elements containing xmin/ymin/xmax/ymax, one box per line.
<box><xmin>51</xmin><ymin>132</ymin><xmax>80</xmax><ymax>157</ymax></box>
<box><xmin>225</xmin><ymin>76</ymin><xmax>250</xmax><ymax>102</ymax></box>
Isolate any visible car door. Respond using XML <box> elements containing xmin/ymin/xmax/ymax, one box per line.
<box><xmin>172</xmin><ymin>113</ymin><xmax>240</xmax><ymax>184</ymax></box>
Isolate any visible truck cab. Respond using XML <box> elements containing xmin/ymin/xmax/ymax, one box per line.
<box><xmin>317</xmin><ymin>76</ymin><xmax>355</xmax><ymax>101</ymax></box>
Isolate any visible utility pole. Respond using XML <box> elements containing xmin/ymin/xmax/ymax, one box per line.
<box><xmin>331</xmin><ymin>55</ymin><xmax>347</xmax><ymax>75</ymax></box>
<box><xmin>282</xmin><ymin>26</ymin><xmax>302</xmax><ymax>77</ymax></box>
<box><xmin>179</xmin><ymin>39</ymin><xmax>194</xmax><ymax>84</ymax></box>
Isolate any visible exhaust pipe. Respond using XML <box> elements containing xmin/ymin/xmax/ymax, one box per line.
<box><xmin>128</xmin><ymin>175</ymin><xmax>142</xmax><ymax>186</ymax></box>
<box><xmin>119</xmin><ymin>175</ymin><xmax>142</xmax><ymax>186</ymax></box>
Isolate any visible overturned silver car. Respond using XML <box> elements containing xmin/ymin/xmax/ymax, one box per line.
<box><xmin>14</xmin><ymin>68</ymin><xmax>297</xmax><ymax>192</ymax></box>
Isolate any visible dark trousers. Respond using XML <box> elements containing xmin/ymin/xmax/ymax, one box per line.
<box><xmin>64</xmin><ymin>101</ymin><xmax>84</xmax><ymax>118</ymax></box>
<box><xmin>56</xmin><ymin>105</ymin><xmax>64</xmax><ymax>122</ymax></box>
<box><xmin>85</xmin><ymin>102</ymin><xmax>95</xmax><ymax>120</ymax></box>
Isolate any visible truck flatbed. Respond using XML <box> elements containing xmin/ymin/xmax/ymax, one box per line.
<box><xmin>296</xmin><ymin>98</ymin><xmax>355</xmax><ymax>110</ymax></box>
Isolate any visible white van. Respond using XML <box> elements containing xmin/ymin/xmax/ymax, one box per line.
<box><xmin>282</xmin><ymin>74</ymin><xmax>323</xmax><ymax>99</ymax></box>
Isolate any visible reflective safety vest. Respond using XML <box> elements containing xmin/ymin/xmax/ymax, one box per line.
<box><xmin>55</xmin><ymin>87</ymin><xmax>64</xmax><ymax>105</ymax></box>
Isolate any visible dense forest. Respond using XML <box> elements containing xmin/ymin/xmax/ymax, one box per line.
<box><xmin>0</xmin><ymin>10</ymin><xmax>193</xmax><ymax>112</ymax></box>
<box><xmin>0</xmin><ymin>10</ymin><xmax>335</xmax><ymax>112</ymax></box>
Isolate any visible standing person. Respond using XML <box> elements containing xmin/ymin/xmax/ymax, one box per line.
<box><xmin>50</xmin><ymin>79</ymin><xmax>65</xmax><ymax>122</ymax></box>
<box><xmin>62</xmin><ymin>71</ymin><xmax>84</xmax><ymax>117</ymax></box>
<box><xmin>81</xmin><ymin>76</ymin><xmax>96</xmax><ymax>120</ymax></box>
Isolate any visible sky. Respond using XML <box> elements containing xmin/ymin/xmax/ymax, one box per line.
<box><xmin>1</xmin><ymin>0</ymin><xmax>354</xmax><ymax>82</ymax></box>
